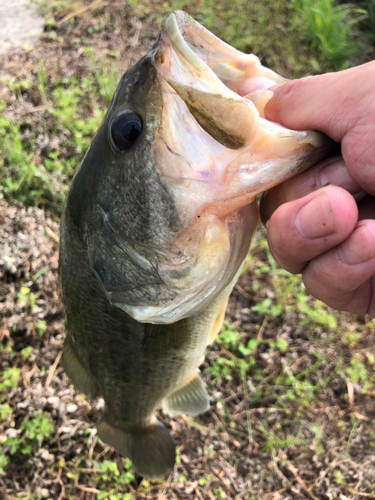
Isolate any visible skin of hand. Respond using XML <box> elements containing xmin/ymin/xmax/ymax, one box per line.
<box><xmin>240</xmin><ymin>60</ymin><xmax>375</xmax><ymax>316</ymax></box>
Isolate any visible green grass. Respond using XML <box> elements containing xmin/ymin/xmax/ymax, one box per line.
<box><xmin>0</xmin><ymin>56</ymin><xmax>120</xmax><ymax>213</ymax></box>
<box><xmin>248</xmin><ymin>235</ymin><xmax>338</xmax><ymax>330</ymax></box>
<box><xmin>0</xmin><ymin>412</ymin><xmax>54</xmax><ymax>468</ymax></box>
<box><xmin>206</xmin><ymin>228</ymin><xmax>375</xmax><ymax>465</ymax></box>
<box><xmin>291</xmin><ymin>0</ymin><xmax>368</xmax><ymax>70</ymax></box>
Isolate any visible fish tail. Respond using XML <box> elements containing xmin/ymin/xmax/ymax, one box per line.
<box><xmin>97</xmin><ymin>415</ymin><xmax>176</xmax><ymax>479</ymax></box>
<box><xmin>62</xmin><ymin>335</ymin><xmax>100</xmax><ymax>400</ymax></box>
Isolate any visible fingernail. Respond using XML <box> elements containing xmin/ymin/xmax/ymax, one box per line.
<box><xmin>295</xmin><ymin>193</ymin><xmax>335</xmax><ymax>239</ymax></box>
<box><xmin>319</xmin><ymin>158</ymin><xmax>365</xmax><ymax>199</ymax></box>
<box><xmin>337</xmin><ymin>225</ymin><xmax>375</xmax><ymax>265</ymax></box>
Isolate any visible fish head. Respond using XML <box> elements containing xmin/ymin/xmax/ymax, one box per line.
<box><xmin>67</xmin><ymin>11</ymin><xmax>331</xmax><ymax>324</ymax></box>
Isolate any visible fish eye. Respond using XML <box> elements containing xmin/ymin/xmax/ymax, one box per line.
<box><xmin>111</xmin><ymin>112</ymin><xmax>143</xmax><ymax>151</ymax></box>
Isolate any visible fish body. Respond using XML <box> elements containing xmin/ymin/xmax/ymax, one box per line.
<box><xmin>59</xmin><ymin>11</ymin><xmax>330</xmax><ymax>478</ymax></box>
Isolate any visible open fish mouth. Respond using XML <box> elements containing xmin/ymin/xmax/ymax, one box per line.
<box><xmin>151</xmin><ymin>10</ymin><xmax>331</xmax><ymax>224</ymax></box>
<box><xmin>156</xmin><ymin>11</ymin><xmax>328</xmax><ymax>160</ymax></box>
<box><xmin>87</xmin><ymin>12</ymin><xmax>331</xmax><ymax>324</ymax></box>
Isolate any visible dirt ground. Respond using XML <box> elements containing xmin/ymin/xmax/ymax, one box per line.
<box><xmin>1</xmin><ymin>2</ymin><xmax>375</xmax><ymax>500</ymax></box>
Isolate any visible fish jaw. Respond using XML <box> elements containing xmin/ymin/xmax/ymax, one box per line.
<box><xmin>154</xmin><ymin>10</ymin><xmax>331</xmax><ymax>218</ymax></box>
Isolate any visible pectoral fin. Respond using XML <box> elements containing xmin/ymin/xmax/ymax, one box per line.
<box><xmin>206</xmin><ymin>298</ymin><xmax>228</xmax><ymax>345</ymax></box>
<box><xmin>163</xmin><ymin>370</ymin><xmax>209</xmax><ymax>416</ymax></box>
<box><xmin>97</xmin><ymin>415</ymin><xmax>176</xmax><ymax>479</ymax></box>
<box><xmin>62</xmin><ymin>335</ymin><xmax>100</xmax><ymax>400</ymax></box>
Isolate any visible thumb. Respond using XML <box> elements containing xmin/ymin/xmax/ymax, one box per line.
<box><xmin>264</xmin><ymin>61</ymin><xmax>375</xmax><ymax>143</ymax></box>
<box><xmin>264</xmin><ymin>61</ymin><xmax>375</xmax><ymax>193</ymax></box>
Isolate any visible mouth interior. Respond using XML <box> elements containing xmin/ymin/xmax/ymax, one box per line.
<box><xmin>157</xmin><ymin>11</ymin><xmax>285</xmax><ymax>102</ymax></box>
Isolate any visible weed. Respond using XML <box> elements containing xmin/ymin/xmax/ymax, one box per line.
<box><xmin>366</xmin><ymin>352</ymin><xmax>375</xmax><ymax>366</ymax></box>
<box><xmin>91</xmin><ymin>458</ymin><xmax>134</xmax><ymax>499</ymax></box>
<box><xmin>1</xmin><ymin>413</ymin><xmax>54</xmax><ymax>457</ymax></box>
<box><xmin>342</xmin><ymin>331</ymin><xmax>362</xmax><ymax>347</ymax></box>
<box><xmin>0</xmin><ymin>57</ymin><xmax>121</xmax><ymax>212</ymax></box>
<box><xmin>204</xmin><ymin>443</ymin><xmax>215</xmax><ymax>456</ymax></box>
<box><xmin>311</xmin><ymin>424</ymin><xmax>325</xmax><ymax>455</ymax></box>
<box><xmin>259</xmin><ymin>426</ymin><xmax>307</xmax><ymax>452</ymax></box>
<box><xmin>17</xmin><ymin>287</ymin><xmax>37</xmax><ymax>309</ymax></box>
<box><xmin>296</xmin><ymin>293</ymin><xmax>337</xmax><ymax>330</ymax></box>
<box><xmin>20</xmin><ymin>346</ymin><xmax>33</xmax><ymax>359</ymax></box>
<box><xmin>238</xmin><ymin>338</ymin><xmax>261</xmax><ymax>359</ymax></box>
<box><xmin>360</xmin><ymin>0</ymin><xmax>375</xmax><ymax>34</ymax></box>
<box><xmin>198</xmin><ymin>474</ymin><xmax>212</xmax><ymax>486</ymax></box>
<box><xmin>0</xmin><ymin>368</ymin><xmax>20</xmax><ymax>401</ymax></box>
<box><xmin>0</xmin><ymin>342</ymin><xmax>14</xmax><ymax>357</ymax></box>
<box><xmin>250</xmin><ymin>237</ymin><xmax>338</xmax><ymax>330</ymax></box>
<box><xmin>241</xmin><ymin>371</ymin><xmax>253</xmax><ymax>442</ymax></box>
<box><xmin>252</xmin><ymin>298</ymin><xmax>283</xmax><ymax>318</ymax></box>
<box><xmin>212</xmin><ymin>322</ymin><xmax>261</xmax><ymax>383</ymax></box>
<box><xmin>334</xmin><ymin>469</ymin><xmax>344</xmax><ymax>485</ymax></box>
<box><xmin>346</xmin><ymin>417</ymin><xmax>359</xmax><ymax>454</ymax></box>
<box><xmin>344</xmin><ymin>354</ymin><xmax>370</xmax><ymax>388</ymax></box>
<box><xmin>34</xmin><ymin>320</ymin><xmax>47</xmax><ymax>336</ymax></box>
<box><xmin>216</xmin><ymin>322</ymin><xmax>240</xmax><ymax>350</ymax></box>
<box><xmin>291</xmin><ymin>0</ymin><xmax>367</xmax><ymax>70</ymax></box>
<box><xmin>212</xmin><ymin>487</ymin><xmax>227</xmax><ymax>499</ymax></box>
<box><xmin>0</xmin><ymin>454</ymin><xmax>10</xmax><ymax>473</ymax></box>
<box><xmin>0</xmin><ymin>404</ymin><xmax>12</xmax><ymax>421</ymax></box>
<box><xmin>0</xmin><ymin>113</ymin><xmax>57</xmax><ymax>208</ymax></box>
<box><xmin>269</xmin><ymin>338</ymin><xmax>288</xmax><ymax>353</ymax></box>
<box><xmin>209</xmin><ymin>356</ymin><xmax>237</xmax><ymax>382</ymax></box>
<box><xmin>33</xmin><ymin>266</ymin><xmax>50</xmax><ymax>280</ymax></box>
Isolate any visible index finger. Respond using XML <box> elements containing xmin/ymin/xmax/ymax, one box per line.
<box><xmin>264</xmin><ymin>61</ymin><xmax>375</xmax><ymax>142</ymax></box>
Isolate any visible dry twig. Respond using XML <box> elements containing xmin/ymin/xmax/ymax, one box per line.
<box><xmin>286</xmin><ymin>461</ymin><xmax>319</xmax><ymax>500</ymax></box>
<box><xmin>57</xmin><ymin>469</ymin><xmax>65</xmax><ymax>500</ymax></box>
<box><xmin>45</xmin><ymin>350</ymin><xmax>62</xmax><ymax>388</ymax></box>
<box><xmin>57</xmin><ymin>0</ymin><xmax>103</xmax><ymax>25</ymax></box>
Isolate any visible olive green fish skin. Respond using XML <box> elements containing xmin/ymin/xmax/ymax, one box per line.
<box><xmin>59</xmin><ymin>47</ymin><xmax>258</xmax><ymax>476</ymax></box>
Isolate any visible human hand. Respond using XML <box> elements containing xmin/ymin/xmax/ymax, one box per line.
<box><xmin>241</xmin><ymin>61</ymin><xmax>375</xmax><ymax>315</ymax></box>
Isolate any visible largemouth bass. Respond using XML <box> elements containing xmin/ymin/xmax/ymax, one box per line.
<box><xmin>59</xmin><ymin>11</ymin><xmax>330</xmax><ymax>478</ymax></box>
